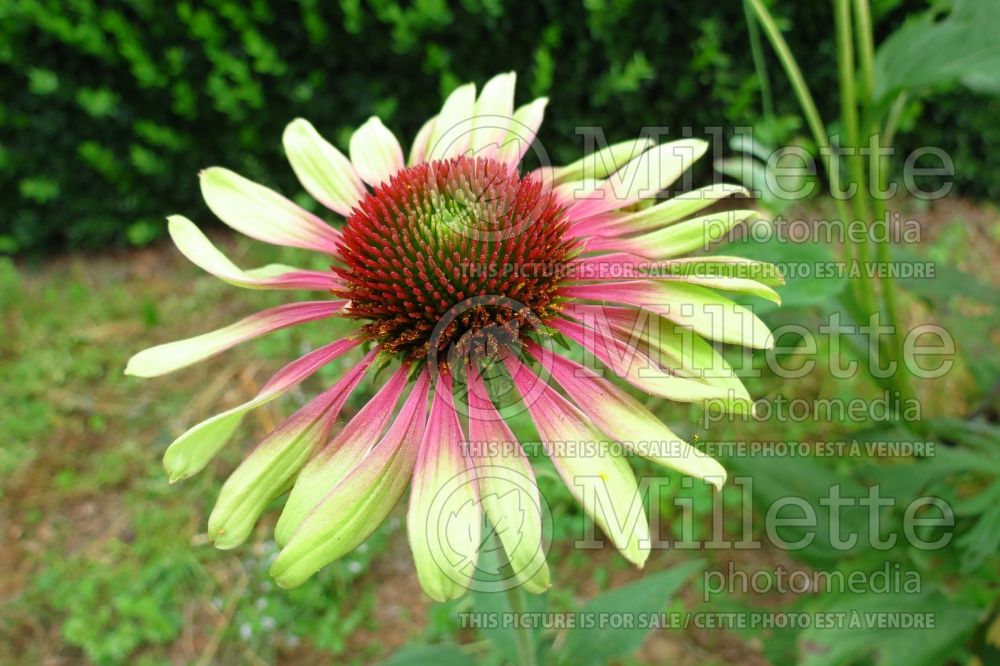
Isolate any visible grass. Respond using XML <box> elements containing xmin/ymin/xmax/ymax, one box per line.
<box><xmin>1</xmin><ymin>197</ymin><xmax>996</xmax><ymax>665</ymax></box>
<box><xmin>0</xmin><ymin>240</ymin><xmax>408</xmax><ymax>664</ymax></box>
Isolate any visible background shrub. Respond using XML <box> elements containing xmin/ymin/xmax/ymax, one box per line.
<box><xmin>1</xmin><ymin>0</ymin><xmax>994</xmax><ymax>254</ymax></box>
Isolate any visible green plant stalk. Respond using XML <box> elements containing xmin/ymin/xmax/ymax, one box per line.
<box><xmin>744</xmin><ymin>0</ymin><xmax>851</xmax><ymax>250</ymax></box>
<box><xmin>871</xmin><ymin>93</ymin><xmax>917</xmax><ymax>408</ymax></box>
<box><xmin>835</xmin><ymin>287</ymin><xmax>903</xmax><ymax>395</ymax></box>
<box><xmin>852</xmin><ymin>0</ymin><xmax>917</xmax><ymax>409</ymax></box>
<box><xmin>744</xmin><ymin>0</ymin><xmax>775</xmax><ymax>122</ymax></box>
<box><xmin>506</xmin><ymin>587</ymin><xmax>537</xmax><ymax>666</ymax></box>
<box><xmin>836</xmin><ymin>0</ymin><xmax>897</xmax><ymax>389</ymax></box>
<box><xmin>852</xmin><ymin>0</ymin><xmax>877</xmax><ymax>102</ymax></box>
<box><xmin>835</xmin><ymin>0</ymin><xmax>876</xmax><ymax>311</ymax></box>
<box><xmin>748</xmin><ymin>0</ymin><xmax>915</xmax><ymax>411</ymax></box>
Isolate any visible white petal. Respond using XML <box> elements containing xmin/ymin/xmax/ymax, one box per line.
<box><xmin>496</xmin><ymin>97</ymin><xmax>548</xmax><ymax>166</ymax></box>
<box><xmin>167</xmin><ymin>216</ymin><xmax>337</xmax><ymax>290</ymax></box>
<box><xmin>428</xmin><ymin>83</ymin><xmax>477</xmax><ymax>161</ymax></box>
<box><xmin>408</xmin><ymin>115</ymin><xmax>437</xmax><ymax>165</ymax></box>
<box><xmin>199</xmin><ymin>167</ymin><xmax>341</xmax><ymax>253</ymax></box>
<box><xmin>470</xmin><ymin>71</ymin><xmax>516</xmax><ymax>158</ymax></box>
<box><xmin>283</xmin><ymin>118</ymin><xmax>366</xmax><ymax>216</ymax></box>
<box><xmin>568</xmin><ymin>139</ymin><xmax>709</xmax><ymax>218</ymax></box>
<box><xmin>349</xmin><ymin>116</ymin><xmax>405</xmax><ymax>187</ymax></box>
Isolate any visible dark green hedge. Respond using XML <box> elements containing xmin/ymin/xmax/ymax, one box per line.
<box><xmin>1</xmin><ymin>0</ymin><xmax>994</xmax><ymax>254</ymax></box>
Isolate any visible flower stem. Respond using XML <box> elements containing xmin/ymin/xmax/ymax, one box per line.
<box><xmin>494</xmin><ymin>541</ymin><xmax>538</xmax><ymax>666</ymax></box>
<box><xmin>853</xmin><ymin>0</ymin><xmax>877</xmax><ymax>104</ymax></box>
<box><xmin>505</xmin><ymin>582</ymin><xmax>537</xmax><ymax>666</ymax></box>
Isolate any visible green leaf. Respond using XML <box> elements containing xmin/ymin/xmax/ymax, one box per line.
<box><xmin>27</xmin><ymin>67</ymin><xmax>59</xmax><ymax>95</ymax></box>
<box><xmin>556</xmin><ymin>560</ymin><xmax>703</xmax><ymax>666</ymax></box>
<box><xmin>379</xmin><ymin>644</ymin><xmax>476</xmax><ymax>666</ymax></box>
<box><xmin>893</xmin><ymin>246</ymin><xmax>1000</xmax><ymax>308</ymax></box>
<box><xmin>721</xmin><ymin>235</ymin><xmax>848</xmax><ymax>312</ymax></box>
<box><xmin>921</xmin><ymin>418</ymin><xmax>1000</xmax><ymax>453</ymax></box>
<box><xmin>875</xmin><ymin>0</ymin><xmax>1000</xmax><ymax>102</ymax></box>
<box><xmin>799</xmin><ymin>590</ymin><xmax>981</xmax><ymax>666</ymax></box>
<box><xmin>722</xmin><ymin>454</ymin><xmax>870</xmax><ymax>566</ymax></box>
<box><xmin>957</xmin><ymin>501</ymin><xmax>1000</xmax><ymax>573</ymax></box>
<box><xmin>890</xmin><ymin>246</ymin><xmax>1000</xmax><ymax>392</ymax></box>
<box><xmin>77</xmin><ymin>87</ymin><xmax>120</xmax><ymax>118</ymax></box>
<box><xmin>18</xmin><ymin>177</ymin><xmax>60</xmax><ymax>203</ymax></box>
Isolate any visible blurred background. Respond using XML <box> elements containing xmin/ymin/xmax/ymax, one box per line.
<box><xmin>2</xmin><ymin>1</ymin><xmax>999</xmax><ymax>664</ymax></box>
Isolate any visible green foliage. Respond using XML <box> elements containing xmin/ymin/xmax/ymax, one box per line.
<box><xmin>379</xmin><ymin>644</ymin><xmax>476</xmax><ymax>666</ymax></box>
<box><xmin>1</xmin><ymin>0</ymin><xmax>996</xmax><ymax>253</ymax></box>
<box><xmin>874</xmin><ymin>0</ymin><xmax>1000</xmax><ymax>101</ymax></box>
<box><xmin>32</xmin><ymin>528</ymin><xmax>203</xmax><ymax>664</ymax></box>
<box><xmin>725</xmin><ymin>235</ymin><xmax>849</xmax><ymax>314</ymax></box>
<box><xmin>799</xmin><ymin>591</ymin><xmax>980</xmax><ymax>666</ymax></box>
<box><xmin>555</xmin><ymin>561</ymin><xmax>703</xmax><ymax>666</ymax></box>
<box><xmin>902</xmin><ymin>89</ymin><xmax>1000</xmax><ymax>201</ymax></box>
<box><xmin>0</xmin><ymin>241</ymin><xmax>397</xmax><ymax>664</ymax></box>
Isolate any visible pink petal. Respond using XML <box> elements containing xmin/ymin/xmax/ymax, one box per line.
<box><xmin>167</xmin><ymin>215</ymin><xmax>341</xmax><ymax>291</ymax></box>
<box><xmin>269</xmin><ymin>369</ymin><xmax>432</xmax><ymax>587</ymax></box>
<box><xmin>502</xmin><ymin>354</ymin><xmax>649</xmax><ymax>566</ymax></box>
<box><xmin>561</xmin><ymin>280</ymin><xmax>773</xmax><ymax>349</ymax></box>
<box><xmin>259</xmin><ymin>337</ymin><xmax>363</xmax><ymax>398</ymax></box>
<box><xmin>527</xmin><ymin>343</ymin><xmax>727</xmax><ymax>489</ymax></box>
<box><xmin>206</xmin><ymin>350</ymin><xmax>377</xmax><ymax>545</ymax></box>
<box><xmin>161</xmin><ymin>335</ymin><xmax>364</xmax><ymax>481</ymax></box>
<box><xmin>274</xmin><ymin>363</ymin><xmax>412</xmax><ymax>545</ymax></box>
<box><xmin>566</xmin><ymin>253</ymin><xmax>653</xmax><ymax>282</ymax></box>
<box><xmin>407</xmin><ymin>372</ymin><xmax>481</xmax><ymax>601</ymax></box>
<box><xmin>548</xmin><ymin>317</ymin><xmax>737</xmax><ymax>404</ymax></box>
<box><xmin>466</xmin><ymin>366</ymin><xmax>550</xmax><ymax>592</ymax></box>
<box><xmin>126</xmin><ymin>300</ymin><xmax>347</xmax><ymax>377</ymax></box>
<box><xmin>573</xmin><ymin>184</ymin><xmax>750</xmax><ymax>238</ymax></box>
<box><xmin>564</xmin><ymin>140</ymin><xmax>708</xmax><ymax>219</ymax></box>
<box><xmin>565</xmin><ymin>211</ymin><xmax>623</xmax><ymax>238</ymax></box>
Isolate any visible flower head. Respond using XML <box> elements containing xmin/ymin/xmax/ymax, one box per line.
<box><xmin>127</xmin><ymin>72</ymin><xmax>780</xmax><ymax>600</ymax></box>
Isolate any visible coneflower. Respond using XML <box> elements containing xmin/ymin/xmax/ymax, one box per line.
<box><xmin>126</xmin><ymin>72</ymin><xmax>779</xmax><ymax>600</ymax></box>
